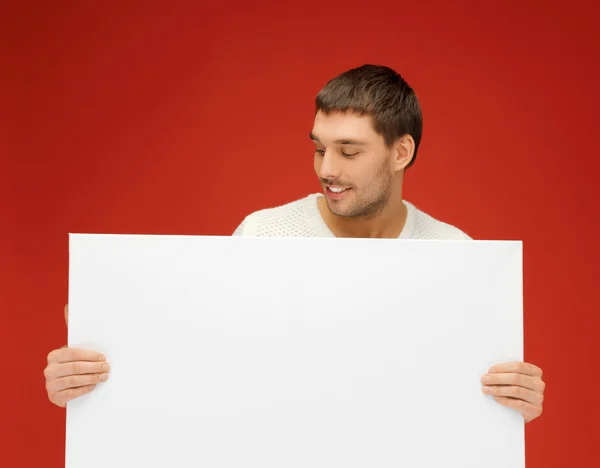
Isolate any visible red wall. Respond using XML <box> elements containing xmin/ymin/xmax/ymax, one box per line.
<box><xmin>3</xmin><ymin>1</ymin><xmax>599</xmax><ymax>467</ymax></box>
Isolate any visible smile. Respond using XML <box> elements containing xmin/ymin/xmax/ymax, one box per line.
<box><xmin>325</xmin><ymin>186</ymin><xmax>351</xmax><ymax>200</ymax></box>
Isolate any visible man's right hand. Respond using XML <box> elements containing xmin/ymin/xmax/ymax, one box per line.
<box><xmin>44</xmin><ymin>305</ymin><xmax>111</xmax><ymax>407</ymax></box>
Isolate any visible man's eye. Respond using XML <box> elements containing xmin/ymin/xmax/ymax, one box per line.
<box><xmin>315</xmin><ymin>149</ymin><xmax>325</xmax><ymax>155</ymax></box>
<box><xmin>341</xmin><ymin>151</ymin><xmax>358</xmax><ymax>157</ymax></box>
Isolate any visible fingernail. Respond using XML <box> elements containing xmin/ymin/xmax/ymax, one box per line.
<box><xmin>90</xmin><ymin>384</ymin><xmax>97</xmax><ymax>389</ymax></box>
<box><xmin>100</xmin><ymin>373</ymin><xmax>108</xmax><ymax>381</ymax></box>
<box><xmin>98</xmin><ymin>355</ymin><xmax>106</xmax><ymax>361</ymax></box>
<box><xmin>481</xmin><ymin>374</ymin><xmax>489</xmax><ymax>383</ymax></box>
<box><xmin>489</xmin><ymin>367</ymin><xmax>496</xmax><ymax>373</ymax></box>
<box><xmin>483</xmin><ymin>386</ymin><xmax>492</xmax><ymax>394</ymax></box>
<box><xmin>102</xmin><ymin>363</ymin><xmax>110</xmax><ymax>372</ymax></box>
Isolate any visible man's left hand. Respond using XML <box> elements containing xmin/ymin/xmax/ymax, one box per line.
<box><xmin>481</xmin><ymin>361</ymin><xmax>545</xmax><ymax>423</ymax></box>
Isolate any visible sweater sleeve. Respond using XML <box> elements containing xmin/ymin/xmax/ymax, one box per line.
<box><xmin>232</xmin><ymin>213</ymin><xmax>259</xmax><ymax>236</ymax></box>
<box><xmin>232</xmin><ymin>220</ymin><xmax>245</xmax><ymax>236</ymax></box>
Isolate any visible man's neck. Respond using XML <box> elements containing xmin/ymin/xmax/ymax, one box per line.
<box><xmin>317</xmin><ymin>189</ymin><xmax>408</xmax><ymax>239</ymax></box>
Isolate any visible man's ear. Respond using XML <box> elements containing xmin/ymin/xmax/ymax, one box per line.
<box><xmin>393</xmin><ymin>134</ymin><xmax>415</xmax><ymax>172</ymax></box>
<box><xmin>64</xmin><ymin>304</ymin><xmax>69</xmax><ymax>327</ymax></box>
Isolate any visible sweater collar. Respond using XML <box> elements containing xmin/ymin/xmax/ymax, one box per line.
<box><xmin>307</xmin><ymin>193</ymin><xmax>416</xmax><ymax>239</ymax></box>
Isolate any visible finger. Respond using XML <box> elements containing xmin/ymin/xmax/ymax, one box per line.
<box><xmin>493</xmin><ymin>396</ymin><xmax>542</xmax><ymax>422</ymax></box>
<box><xmin>47</xmin><ymin>372</ymin><xmax>109</xmax><ymax>393</ymax></box>
<box><xmin>47</xmin><ymin>348</ymin><xmax>106</xmax><ymax>364</ymax></box>
<box><xmin>50</xmin><ymin>384</ymin><xmax>97</xmax><ymax>407</ymax></box>
<box><xmin>489</xmin><ymin>362</ymin><xmax>543</xmax><ymax>377</ymax></box>
<box><xmin>48</xmin><ymin>361</ymin><xmax>111</xmax><ymax>379</ymax></box>
<box><xmin>481</xmin><ymin>372</ymin><xmax>545</xmax><ymax>392</ymax></box>
<box><xmin>483</xmin><ymin>384</ymin><xmax>543</xmax><ymax>405</ymax></box>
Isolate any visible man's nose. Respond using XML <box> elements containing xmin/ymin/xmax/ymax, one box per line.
<box><xmin>318</xmin><ymin>151</ymin><xmax>341</xmax><ymax>181</ymax></box>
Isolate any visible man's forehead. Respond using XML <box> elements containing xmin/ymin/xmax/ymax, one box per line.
<box><xmin>311</xmin><ymin>110</ymin><xmax>375</xmax><ymax>142</ymax></box>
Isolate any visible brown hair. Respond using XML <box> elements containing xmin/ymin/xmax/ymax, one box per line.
<box><xmin>315</xmin><ymin>64</ymin><xmax>423</xmax><ymax>168</ymax></box>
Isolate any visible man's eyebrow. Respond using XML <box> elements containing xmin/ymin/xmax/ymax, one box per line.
<box><xmin>335</xmin><ymin>138</ymin><xmax>368</xmax><ymax>145</ymax></box>
<box><xmin>309</xmin><ymin>132</ymin><xmax>367</xmax><ymax>145</ymax></box>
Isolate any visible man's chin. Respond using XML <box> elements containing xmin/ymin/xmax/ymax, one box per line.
<box><xmin>325</xmin><ymin>199</ymin><xmax>354</xmax><ymax>218</ymax></box>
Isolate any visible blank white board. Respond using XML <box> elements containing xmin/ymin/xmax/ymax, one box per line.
<box><xmin>66</xmin><ymin>234</ymin><xmax>524</xmax><ymax>468</ymax></box>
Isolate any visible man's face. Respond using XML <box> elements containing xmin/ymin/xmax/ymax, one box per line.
<box><xmin>311</xmin><ymin>110</ymin><xmax>396</xmax><ymax>218</ymax></box>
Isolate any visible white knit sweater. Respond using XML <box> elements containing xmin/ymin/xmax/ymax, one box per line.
<box><xmin>233</xmin><ymin>193</ymin><xmax>471</xmax><ymax>240</ymax></box>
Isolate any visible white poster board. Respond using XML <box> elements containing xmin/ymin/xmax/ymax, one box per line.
<box><xmin>66</xmin><ymin>234</ymin><xmax>524</xmax><ymax>468</ymax></box>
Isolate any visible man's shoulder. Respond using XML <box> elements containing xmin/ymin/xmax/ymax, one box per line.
<box><xmin>407</xmin><ymin>201</ymin><xmax>472</xmax><ymax>240</ymax></box>
<box><xmin>232</xmin><ymin>194</ymin><xmax>320</xmax><ymax>237</ymax></box>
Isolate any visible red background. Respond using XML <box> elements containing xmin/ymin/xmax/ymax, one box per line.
<box><xmin>2</xmin><ymin>1</ymin><xmax>599</xmax><ymax>467</ymax></box>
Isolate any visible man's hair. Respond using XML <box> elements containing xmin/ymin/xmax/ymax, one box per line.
<box><xmin>315</xmin><ymin>64</ymin><xmax>422</xmax><ymax>168</ymax></box>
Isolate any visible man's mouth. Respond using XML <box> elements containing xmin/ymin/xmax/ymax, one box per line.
<box><xmin>325</xmin><ymin>185</ymin><xmax>351</xmax><ymax>199</ymax></box>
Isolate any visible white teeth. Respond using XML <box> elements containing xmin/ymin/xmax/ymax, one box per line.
<box><xmin>329</xmin><ymin>187</ymin><xmax>344</xmax><ymax>193</ymax></box>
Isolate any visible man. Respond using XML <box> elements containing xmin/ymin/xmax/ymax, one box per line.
<box><xmin>44</xmin><ymin>64</ymin><xmax>545</xmax><ymax>424</ymax></box>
